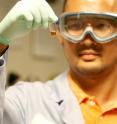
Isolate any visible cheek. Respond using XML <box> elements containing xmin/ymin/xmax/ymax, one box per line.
<box><xmin>56</xmin><ymin>34</ymin><xmax>78</xmax><ymax>61</ymax></box>
<box><xmin>102</xmin><ymin>42</ymin><xmax>117</xmax><ymax>64</ymax></box>
<box><xmin>63</xmin><ymin>43</ymin><xmax>79</xmax><ymax>65</ymax></box>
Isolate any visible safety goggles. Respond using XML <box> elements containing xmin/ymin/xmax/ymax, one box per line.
<box><xmin>50</xmin><ymin>12</ymin><xmax>117</xmax><ymax>43</ymax></box>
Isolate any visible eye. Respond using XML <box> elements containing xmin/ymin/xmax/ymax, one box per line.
<box><xmin>66</xmin><ymin>21</ymin><xmax>83</xmax><ymax>31</ymax></box>
<box><xmin>94</xmin><ymin>20</ymin><xmax>110</xmax><ymax>30</ymax></box>
<box><xmin>93</xmin><ymin>19</ymin><xmax>115</xmax><ymax>38</ymax></box>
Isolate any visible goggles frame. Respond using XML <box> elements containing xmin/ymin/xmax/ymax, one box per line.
<box><xmin>51</xmin><ymin>12</ymin><xmax>117</xmax><ymax>44</ymax></box>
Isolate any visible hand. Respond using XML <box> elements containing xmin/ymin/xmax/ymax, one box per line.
<box><xmin>0</xmin><ymin>0</ymin><xmax>58</xmax><ymax>45</ymax></box>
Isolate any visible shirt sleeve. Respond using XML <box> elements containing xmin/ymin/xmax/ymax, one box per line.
<box><xmin>0</xmin><ymin>53</ymin><xmax>25</xmax><ymax>124</ymax></box>
<box><xmin>3</xmin><ymin>83</ymin><xmax>26</xmax><ymax>124</ymax></box>
<box><xmin>0</xmin><ymin>55</ymin><xmax>6</xmax><ymax>124</ymax></box>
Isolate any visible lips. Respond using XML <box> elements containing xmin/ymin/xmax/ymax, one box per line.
<box><xmin>79</xmin><ymin>50</ymin><xmax>100</xmax><ymax>61</ymax></box>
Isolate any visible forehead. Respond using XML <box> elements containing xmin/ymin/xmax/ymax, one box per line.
<box><xmin>65</xmin><ymin>0</ymin><xmax>115</xmax><ymax>13</ymax></box>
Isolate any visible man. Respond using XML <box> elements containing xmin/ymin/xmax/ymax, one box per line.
<box><xmin>0</xmin><ymin>0</ymin><xmax>117</xmax><ymax>124</ymax></box>
<box><xmin>55</xmin><ymin>0</ymin><xmax>117</xmax><ymax>123</ymax></box>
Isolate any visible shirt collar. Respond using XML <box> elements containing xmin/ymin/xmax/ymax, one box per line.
<box><xmin>68</xmin><ymin>74</ymin><xmax>117</xmax><ymax>112</ymax></box>
<box><xmin>68</xmin><ymin>74</ymin><xmax>89</xmax><ymax>104</ymax></box>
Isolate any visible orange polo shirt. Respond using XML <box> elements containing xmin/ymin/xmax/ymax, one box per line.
<box><xmin>69</xmin><ymin>78</ymin><xmax>117</xmax><ymax>124</ymax></box>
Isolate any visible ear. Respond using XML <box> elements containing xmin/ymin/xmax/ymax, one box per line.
<box><xmin>55</xmin><ymin>32</ymin><xmax>64</xmax><ymax>45</ymax></box>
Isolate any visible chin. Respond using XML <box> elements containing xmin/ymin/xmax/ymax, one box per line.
<box><xmin>76</xmin><ymin>61</ymin><xmax>103</xmax><ymax>76</ymax></box>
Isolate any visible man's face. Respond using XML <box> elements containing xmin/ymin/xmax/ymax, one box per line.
<box><xmin>58</xmin><ymin>0</ymin><xmax>117</xmax><ymax>77</ymax></box>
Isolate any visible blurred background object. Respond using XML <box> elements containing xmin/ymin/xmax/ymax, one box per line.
<box><xmin>46</xmin><ymin>0</ymin><xmax>56</xmax><ymax>3</ymax></box>
<box><xmin>6</xmin><ymin>72</ymin><xmax>20</xmax><ymax>87</ymax></box>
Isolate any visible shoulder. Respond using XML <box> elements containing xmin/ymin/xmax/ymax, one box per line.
<box><xmin>6</xmin><ymin>81</ymin><xmax>46</xmax><ymax>97</ymax></box>
<box><xmin>5</xmin><ymin>71</ymin><xmax>68</xmax><ymax>101</ymax></box>
<box><xmin>5</xmin><ymin>79</ymin><xmax>54</xmax><ymax>99</ymax></box>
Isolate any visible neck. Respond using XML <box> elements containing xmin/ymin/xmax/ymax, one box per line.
<box><xmin>68</xmin><ymin>67</ymin><xmax>117</xmax><ymax>105</ymax></box>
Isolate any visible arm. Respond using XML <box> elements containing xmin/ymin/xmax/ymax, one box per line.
<box><xmin>0</xmin><ymin>0</ymin><xmax>58</xmax><ymax>56</ymax></box>
<box><xmin>0</xmin><ymin>54</ymin><xmax>7</xmax><ymax>124</ymax></box>
<box><xmin>3</xmin><ymin>85</ymin><xmax>26</xmax><ymax>124</ymax></box>
<box><xmin>0</xmin><ymin>1</ymin><xmax>57</xmax><ymax>123</ymax></box>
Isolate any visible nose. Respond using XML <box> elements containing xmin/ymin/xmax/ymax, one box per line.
<box><xmin>79</xmin><ymin>34</ymin><xmax>97</xmax><ymax>46</ymax></box>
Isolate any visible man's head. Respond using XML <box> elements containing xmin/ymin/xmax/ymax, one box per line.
<box><xmin>64</xmin><ymin>0</ymin><xmax>116</xmax><ymax>12</ymax></box>
<box><xmin>56</xmin><ymin>0</ymin><xmax>117</xmax><ymax>78</ymax></box>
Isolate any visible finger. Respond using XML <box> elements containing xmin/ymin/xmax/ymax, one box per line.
<box><xmin>38</xmin><ymin>3</ymin><xmax>49</xmax><ymax>28</ymax></box>
<box><xmin>43</xmin><ymin>1</ymin><xmax>58</xmax><ymax>23</ymax></box>
<box><xmin>29</xmin><ymin>7</ymin><xmax>42</xmax><ymax>30</ymax></box>
<box><xmin>19</xmin><ymin>10</ymin><xmax>34</xmax><ymax>29</ymax></box>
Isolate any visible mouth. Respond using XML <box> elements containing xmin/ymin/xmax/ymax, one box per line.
<box><xmin>79</xmin><ymin>50</ymin><xmax>100</xmax><ymax>61</ymax></box>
